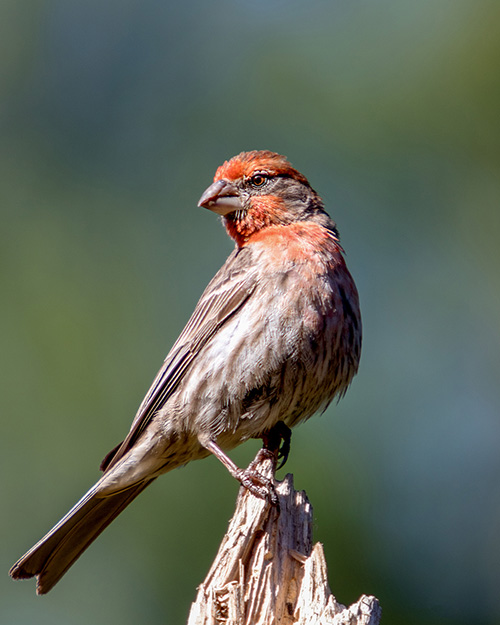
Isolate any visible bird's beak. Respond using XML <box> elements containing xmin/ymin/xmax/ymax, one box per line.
<box><xmin>197</xmin><ymin>179</ymin><xmax>243</xmax><ymax>216</ymax></box>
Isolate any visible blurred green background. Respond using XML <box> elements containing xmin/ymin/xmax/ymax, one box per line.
<box><xmin>2</xmin><ymin>1</ymin><xmax>500</xmax><ymax>623</ymax></box>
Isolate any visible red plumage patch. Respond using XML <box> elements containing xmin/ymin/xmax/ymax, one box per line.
<box><xmin>214</xmin><ymin>150</ymin><xmax>309</xmax><ymax>185</ymax></box>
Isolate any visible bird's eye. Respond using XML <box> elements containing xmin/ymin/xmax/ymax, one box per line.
<box><xmin>250</xmin><ymin>174</ymin><xmax>268</xmax><ymax>187</ymax></box>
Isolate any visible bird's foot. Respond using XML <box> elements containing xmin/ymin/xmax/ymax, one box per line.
<box><xmin>203</xmin><ymin>440</ymin><xmax>278</xmax><ymax>506</ymax></box>
<box><xmin>262</xmin><ymin>421</ymin><xmax>292</xmax><ymax>470</ymax></box>
<box><xmin>236</xmin><ymin>449</ymin><xmax>278</xmax><ymax>506</ymax></box>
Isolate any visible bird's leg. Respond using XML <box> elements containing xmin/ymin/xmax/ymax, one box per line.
<box><xmin>203</xmin><ymin>440</ymin><xmax>278</xmax><ymax>506</ymax></box>
<box><xmin>262</xmin><ymin>421</ymin><xmax>292</xmax><ymax>470</ymax></box>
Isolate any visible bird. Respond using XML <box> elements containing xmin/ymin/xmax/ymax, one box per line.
<box><xmin>9</xmin><ymin>150</ymin><xmax>362</xmax><ymax>594</ymax></box>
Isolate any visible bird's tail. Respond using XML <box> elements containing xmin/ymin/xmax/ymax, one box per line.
<box><xmin>9</xmin><ymin>478</ymin><xmax>155</xmax><ymax>594</ymax></box>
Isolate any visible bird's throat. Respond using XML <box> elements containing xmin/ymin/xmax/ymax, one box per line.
<box><xmin>224</xmin><ymin>197</ymin><xmax>290</xmax><ymax>247</ymax></box>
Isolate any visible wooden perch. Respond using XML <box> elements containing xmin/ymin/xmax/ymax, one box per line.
<box><xmin>187</xmin><ymin>452</ymin><xmax>381</xmax><ymax>625</ymax></box>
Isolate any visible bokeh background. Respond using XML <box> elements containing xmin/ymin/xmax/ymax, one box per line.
<box><xmin>2</xmin><ymin>1</ymin><xmax>500</xmax><ymax>623</ymax></box>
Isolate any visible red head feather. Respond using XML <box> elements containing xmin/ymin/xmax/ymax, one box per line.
<box><xmin>214</xmin><ymin>151</ymin><xmax>309</xmax><ymax>186</ymax></box>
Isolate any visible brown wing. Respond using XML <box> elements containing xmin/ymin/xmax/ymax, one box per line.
<box><xmin>101</xmin><ymin>248</ymin><xmax>257</xmax><ymax>472</ymax></box>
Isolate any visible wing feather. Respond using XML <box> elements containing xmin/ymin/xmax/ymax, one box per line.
<box><xmin>102</xmin><ymin>248</ymin><xmax>257</xmax><ymax>472</ymax></box>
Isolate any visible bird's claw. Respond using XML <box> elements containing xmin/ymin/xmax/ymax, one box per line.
<box><xmin>276</xmin><ymin>432</ymin><xmax>291</xmax><ymax>470</ymax></box>
<box><xmin>262</xmin><ymin>421</ymin><xmax>292</xmax><ymax>470</ymax></box>
<box><xmin>235</xmin><ymin>460</ymin><xmax>279</xmax><ymax>507</ymax></box>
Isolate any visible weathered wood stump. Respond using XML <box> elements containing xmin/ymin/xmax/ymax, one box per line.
<box><xmin>188</xmin><ymin>452</ymin><xmax>381</xmax><ymax>625</ymax></box>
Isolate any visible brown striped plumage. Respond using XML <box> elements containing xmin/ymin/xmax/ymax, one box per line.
<box><xmin>10</xmin><ymin>151</ymin><xmax>361</xmax><ymax>594</ymax></box>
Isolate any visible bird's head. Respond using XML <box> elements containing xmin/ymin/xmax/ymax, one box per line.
<box><xmin>198</xmin><ymin>151</ymin><xmax>335</xmax><ymax>246</ymax></box>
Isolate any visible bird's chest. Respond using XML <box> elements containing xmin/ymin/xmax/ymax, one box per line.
<box><xmin>206</xmin><ymin>253</ymin><xmax>340</xmax><ymax>389</ymax></box>
<box><xmin>178</xmin><ymin>234</ymin><xmax>351</xmax><ymax>441</ymax></box>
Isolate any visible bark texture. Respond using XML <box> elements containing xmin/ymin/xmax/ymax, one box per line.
<box><xmin>187</xmin><ymin>454</ymin><xmax>381</xmax><ymax>625</ymax></box>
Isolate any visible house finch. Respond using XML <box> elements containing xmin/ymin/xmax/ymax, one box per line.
<box><xmin>10</xmin><ymin>150</ymin><xmax>361</xmax><ymax>594</ymax></box>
